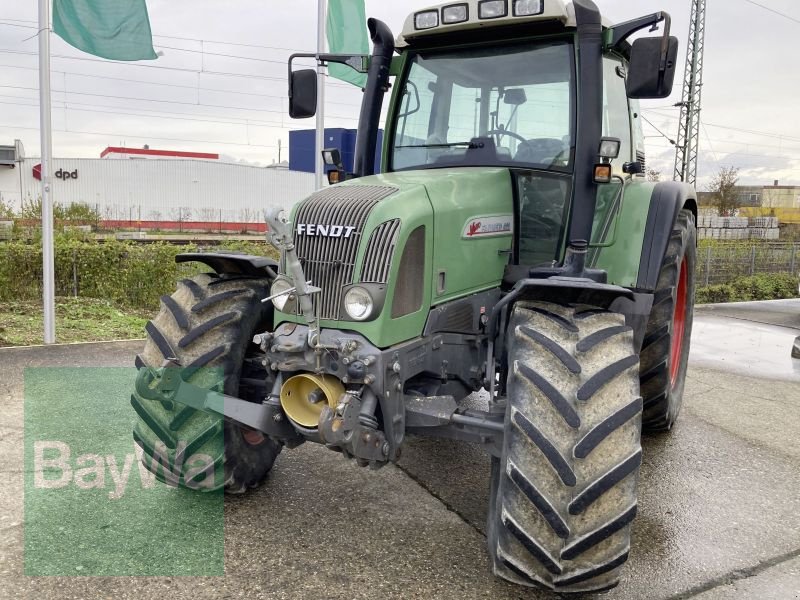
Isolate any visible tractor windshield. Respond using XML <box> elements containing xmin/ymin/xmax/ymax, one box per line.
<box><xmin>390</xmin><ymin>41</ymin><xmax>575</xmax><ymax>172</ymax></box>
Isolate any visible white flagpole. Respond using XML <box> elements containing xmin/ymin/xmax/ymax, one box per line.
<box><xmin>38</xmin><ymin>0</ymin><xmax>56</xmax><ymax>344</ymax></box>
<box><xmin>315</xmin><ymin>0</ymin><xmax>326</xmax><ymax>188</ymax></box>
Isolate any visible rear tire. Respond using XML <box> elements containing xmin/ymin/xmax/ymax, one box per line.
<box><xmin>132</xmin><ymin>273</ymin><xmax>281</xmax><ymax>493</ymax></box>
<box><xmin>640</xmin><ymin>209</ymin><xmax>696</xmax><ymax>431</ymax></box>
<box><xmin>488</xmin><ymin>302</ymin><xmax>642</xmax><ymax>593</ymax></box>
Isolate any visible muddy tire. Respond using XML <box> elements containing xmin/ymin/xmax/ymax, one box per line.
<box><xmin>488</xmin><ymin>302</ymin><xmax>642</xmax><ymax>593</ymax></box>
<box><xmin>132</xmin><ymin>273</ymin><xmax>281</xmax><ymax>493</ymax></box>
<box><xmin>640</xmin><ymin>210</ymin><xmax>696</xmax><ymax>431</ymax></box>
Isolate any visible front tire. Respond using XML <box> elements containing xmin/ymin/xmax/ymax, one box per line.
<box><xmin>488</xmin><ymin>302</ymin><xmax>642</xmax><ymax>593</ymax></box>
<box><xmin>132</xmin><ymin>273</ymin><xmax>281</xmax><ymax>493</ymax></box>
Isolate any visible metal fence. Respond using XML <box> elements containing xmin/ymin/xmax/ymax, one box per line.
<box><xmin>696</xmin><ymin>242</ymin><xmax>800</xmax><ymax>286</ymax></box>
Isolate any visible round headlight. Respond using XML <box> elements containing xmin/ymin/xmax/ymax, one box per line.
<box><xmin>343</xmin><ymin>286</ymin><xmax>373</xmax><ymax>321</ymax></box>
<box><xmin>270</xmin><ymin>277</ymin><xmax>296</xmax><ymax>312</ymax></box>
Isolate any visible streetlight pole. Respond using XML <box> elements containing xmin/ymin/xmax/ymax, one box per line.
<box><xmin>38</xmin><ymin>0</ymin><xmax>56</xmax><ymax>343</ymax></box>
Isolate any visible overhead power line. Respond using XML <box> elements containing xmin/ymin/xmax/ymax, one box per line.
<box><xmin>640</xmin><ymin>114</ymin><xmax>676</xmax><ymax>145</ymax></box>
<box><xmin>0</xmin><ymin>61</ymin><xmax>362</xmax><ymax>107</ymax></box>
<box><xmin>0</xmin><ymin>18</ymin><xmax>315</xmax><ymax>52</ymax></box>
<box><xmin>645</xmin><ymin>110</ymin><xmax>800</xmax><ymax>145</ymax></box>
<box><xmin>0</xmin><ymin>84</ymin><xmax>361</xmax><ymax>122</ymax></box>
<box><xmin>0</xmin><ymin>48</ymin><xmax>357</xmax><ymax>89</ymax></box>
<box><xmin>0</xmin><ymin>95</ymin><xmax>359</xmax><ymax>128</ymax></box>
<box><xmin>0</xmin><ymin>121</ymin><xmax>282</xmax><ymax>149</ymax></box>
<box><xmin>741</xmin><ymin>0</ymin><xmax>800</xmax><ymax>25</ymax></box>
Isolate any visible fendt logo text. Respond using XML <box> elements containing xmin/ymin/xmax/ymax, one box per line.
<box><xmin>296</xmin><ymin>223</ymin><xmax>356</xmax><ymax>238</ymax></box>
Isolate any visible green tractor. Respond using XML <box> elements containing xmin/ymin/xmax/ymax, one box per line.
<box><xmin>132</xmin><ymin>0</ymin><xmax>696</xmax><ymax>592</ymax></box>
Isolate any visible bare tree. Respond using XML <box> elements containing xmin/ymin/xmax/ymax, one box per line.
<box><xmin>198</xmin><ymin>208</ymin><xmax>217</xmax><ymax>222</ymax></box>
<box><xmin>707</xmin><ymin>166</ymin><xmax>740</xmax><ymax>216</ymax></box>
<box><xmin>168</xmin><ymin>207</ymin><xmax>192</xmax><ymax>222</ymax></box>
<box><xmin>646</xmin><ymin>168</ymin><xmax>661</xmax><ymax>182</ymax></box>
<box><xmin>239</xmin><ymin>208</ymin><xmax>255</xmax><ymax>223</ymax></box>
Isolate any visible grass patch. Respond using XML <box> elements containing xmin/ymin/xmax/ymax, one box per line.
<box><xmin>0</xmin><ymin>297</ymin><xmax>149</xmax><ymax>347</ymax></box>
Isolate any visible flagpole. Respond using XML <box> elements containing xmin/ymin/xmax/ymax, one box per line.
<box><xmin>38</xmin><ymin>0</ymin><xmax>56</xmax><ymax>344</ymax></box>
<box><xmin>315</xmin><ymin>0</ymin><xmax>326</xmax><ymax>188</ymax></box>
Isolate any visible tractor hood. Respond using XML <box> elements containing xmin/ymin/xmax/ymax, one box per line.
<box><xmin>278</xmin><ymin>167</ymin><xmax>514</xmax><ymax>348</ymax></box>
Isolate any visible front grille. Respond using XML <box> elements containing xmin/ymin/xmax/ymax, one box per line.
<box><xmin>361</xmin><ymin>219</ymin><xmax>401</xmax><ymax>283</ymax></box>
<box><xmin>293</xmin><ymin>185</ymin><xmax>397</xmax><ymax>320</ymax></box>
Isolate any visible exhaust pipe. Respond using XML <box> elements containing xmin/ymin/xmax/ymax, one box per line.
<box><xmin>280</xmin><ymin>373</ymin><xmax>345</xmax><ymax>429</ymax></box>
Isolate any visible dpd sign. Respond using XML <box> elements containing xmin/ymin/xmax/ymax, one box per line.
<box><xmin>55</xmin><ymin>168</ymin><xmax>78</xmax><ymax>180</ymax></box>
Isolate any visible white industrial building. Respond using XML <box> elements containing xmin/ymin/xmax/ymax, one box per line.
<box><xmin>0</xmin><ymin>142</ymin><xmax>317</xmax><ymax>231</ymax></box>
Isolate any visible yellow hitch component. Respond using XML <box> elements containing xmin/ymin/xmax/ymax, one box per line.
<box><xmin>280</xmin><ymin>373</ymin><xmax>345</xmax><ymax>428</ymax></box>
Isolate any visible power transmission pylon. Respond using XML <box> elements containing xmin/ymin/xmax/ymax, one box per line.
<box><xmin>674</xmin><ymin>0</ymin><xmax>706</xmax><ymax>186</ymax></box>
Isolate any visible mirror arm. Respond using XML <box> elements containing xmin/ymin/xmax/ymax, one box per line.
<box><xmin>289</xmin><ymin>52</ymin><xmax>369</xmax><ymax>109</ymax></box>
<box><xmin>288</xmin><ymin>52</ymin><xmax>368</xmax><ymax>75</ymax></box>
<box><xmin>608</xmin><ymin>12</ymin><xmax>672</xmax><ymax>83</ymax></box>
<box><xmin>608</xmin><ymin>11</ymin><xmax>671</xmax><ymax>55</ymax></box>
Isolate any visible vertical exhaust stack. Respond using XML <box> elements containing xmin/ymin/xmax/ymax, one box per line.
<box><xmin>353</xmin><ymin>19</ymin><xmax>395</xmax><ymax>177</ymax></box>
<box><xmin>565</xmin><ymin>0</ymin><xmax>603</xmax><ymax>250</ymax></box>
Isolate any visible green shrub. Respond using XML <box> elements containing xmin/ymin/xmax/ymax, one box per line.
<box><xmin>696</xmin><ymin>284</ymin><xmax>735</xmax><ymax>304</ymax></box>
<box><xmin>696</xmin><ymin>273</ymin><xmax>799</xmax><ymax>304</ymax></box>
<box><xmin>0</xmin><ymin>238</ymin><xmax>277</xmax><ymax>311</ymax></box>
<box><xmin>0</xmin><ymin>197</ymin><xmax>14</xmax><ymax>219</ymax></box>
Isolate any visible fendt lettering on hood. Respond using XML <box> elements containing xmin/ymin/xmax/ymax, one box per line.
<box><xmin>296</xmin><ymin>224</ymin><xmax>356</xmax><ymax>238</ymax></box>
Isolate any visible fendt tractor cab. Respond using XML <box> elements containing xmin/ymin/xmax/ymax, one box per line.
<box><xmin>132</xmin><ymin>0</ymin><xmax>697</xmax><ymax>592</ymax></box>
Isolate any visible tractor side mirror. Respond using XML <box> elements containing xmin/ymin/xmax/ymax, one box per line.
<box><xmin>289</xmin><ymin>69</ymin><xmax>318</xmax><ymax>119</ymax></box>
<box><xmin>626</xmin><ymin>36</ymin><xmax>679</xmax><ymax>99</ymax></box>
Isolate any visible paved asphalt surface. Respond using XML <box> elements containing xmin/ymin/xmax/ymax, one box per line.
<box><xmin>1</xmin><ymin>300</ymin><xmax>799</xmax><ymax>599</ymax></box>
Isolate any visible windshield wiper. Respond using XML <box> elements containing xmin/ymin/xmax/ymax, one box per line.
<box><xmin>395</xmin><ymin>140</ymin><xmax>485</xmax><ymax>149</ymax></box>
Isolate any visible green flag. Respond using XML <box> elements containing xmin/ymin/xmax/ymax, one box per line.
<box><xmin>326</xmin><ymin>0</ymin><xmax>369</xmax><ymax>88</ymax></box>
<box><xmin>53</xmin><ymin>0</ymin><xmax>157</xmax><ymax>61</ymax></box>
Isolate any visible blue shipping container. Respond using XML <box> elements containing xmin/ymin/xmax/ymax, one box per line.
<box><xmin>289</xmin><ymin>128</ymin><xmax>383</xmax><ymax>175</ymax></box>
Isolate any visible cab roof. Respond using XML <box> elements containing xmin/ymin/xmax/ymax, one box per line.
<box><xmin>397</xmin><ymin>1</ymin><xmax>612</xmax><ymax>48</ymax></box>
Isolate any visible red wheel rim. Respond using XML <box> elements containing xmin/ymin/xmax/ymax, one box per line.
<box><xmin>241</xmin><ymin>427</ymin><xmax>265</xmax><ymax>446</ymax></box>
<box><xmin>669</xmin><ymin>256</ymin><xmax>689</xmax><ymax>388</ymax></box>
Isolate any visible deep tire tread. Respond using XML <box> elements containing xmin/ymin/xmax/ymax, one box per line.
<box><xmin>133</xmin><ymin>273</ymin><xmax>281</xmax><ymax>494</ymax></box>
<box><xmin>511</xmin><ymin>408</ymin><xmax>576</xmax><ymax>487</ymax></box>
<box><xmin>576</xmin><ymin>325</ymin><xmax>631</xmax><ymax>354</ymax></box>
<box><xmin>508</xmin><ymin>461</ymin><xmax>570</xmax><ymax>539</ymax></box>
<box><xmin>568</xmin><ymin>450</ymin><xmax>642</xmax><ymax>515</ymax></box>
<box><xmin>178</xmin><ymin>312</ymin><xmax>239</xmax><ymax>349</ymax></box>
<box><xmin>160</xmin><ymin>294</ymin><xmax>189</xmax><ymax>330</ymax></box>
<box><xmin>489</xmin><ymin>303</ymin><xmax>642</xmax><ymax>593</ymax></box>
<box><xmin>518</xmin><ymin>326</ymin><xmax>581</xmax><ymax>374</ymax></box>
<box><xmin>145</xmin><ymin>321</ymin><xmax>176</xmax><ymax>361</ymax></box>
<box><xmin>515</xmin><ymin>362</ymin><xmax>580</xmax><ymax>429</ymax></box>
<box><xmin>574</xmin><ymin>397</ymin><xmax>643</xmax><ymax>459</ymax></box>
<box><xmin>130</xmin><ymin>394</ymin><xmax>176</xmax><ymax>449</ymax></box>
<box><xmin>576</xmin><ymin>355</ymin><xmax>639</xmax><ymax>402</ymax></box>
<box><xmin>191</xmin><ymin>288</ymin><xmax>252</xmax><ymax>314</ymax></box>
<box><xmin>560</xmin><ymin>504</ymin><xmax>638</xmax><ymax>561</ymax></box>
<box><xmin>554</xmin><ymin>549</ymin><xmax>630</xmax><ymax>588</ymax></box>
<box><xmin>502</xmin><ymin>510</ymin><xmax>563</xmax><ymax>576</ymax></box>
<box><xmin>525</xmin><ymin>307</ymin><xmax>579</xmax><ymax>332</ymax></box>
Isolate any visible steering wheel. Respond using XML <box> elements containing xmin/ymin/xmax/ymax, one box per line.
<box><xmin>485</xmin><ymin>129</ymin><xmax>528</xmax><ymax>146</ymax></box>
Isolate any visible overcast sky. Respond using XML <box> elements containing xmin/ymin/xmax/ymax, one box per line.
<box><xmin>1</xmin><ymin>0</ymin><xmax>798</xmax><ymax>188</ymax></box>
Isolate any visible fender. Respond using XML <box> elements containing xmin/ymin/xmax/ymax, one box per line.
<box><xmin>175</xmin><ymin>252</ymin><xmax>278</xmax><ymax>279</ymax></box>
<box><xmin>636</xmin><ymin>181</ymin><xmax>697</xmax><ymax>291</ymax></box>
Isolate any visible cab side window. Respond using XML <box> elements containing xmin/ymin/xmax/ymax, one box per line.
<box><xmin>602</xmin><ymin>56</ymin><xmax>633</xmax><ymax>174</ymax></box>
